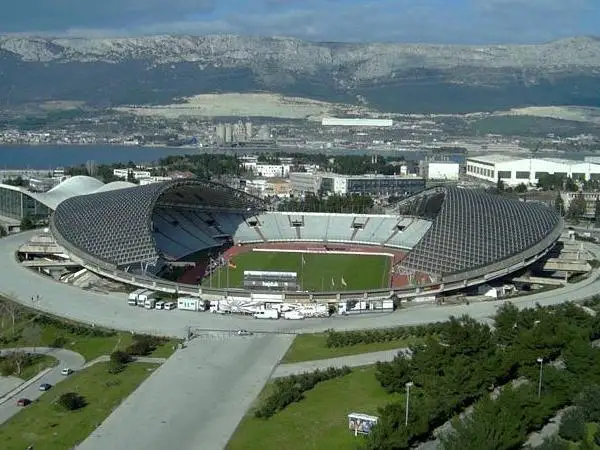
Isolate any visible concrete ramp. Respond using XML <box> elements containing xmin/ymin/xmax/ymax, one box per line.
<box><xmin>543</xmin><ymin>258</ymin><xmax>592</xmax><ymax>273</ymax></box>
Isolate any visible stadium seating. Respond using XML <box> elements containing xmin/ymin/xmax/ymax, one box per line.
<box><xmin>152</xmin><ymin>208</ymin><xmax>433</xmax><ymax>256</ymax></box>
<box><xmin>152</xmin><ymin>208</ymin><xmax>221</xmax><ymax>259</ymax></box>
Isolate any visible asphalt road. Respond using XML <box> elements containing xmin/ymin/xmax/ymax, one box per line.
<box><xmin>272</xmin><ymin>347</ymin><xmax>409</xmax><ymax>378</ymax></box>
<box><xmin>76</xmin><ymin>332</ymin><xmax>294</xmax><ymax>450</ymax></box>
<box><xmin>0</xmin><ymin>347</ymin><xmax>85</xmax><ymax>424</ymax></box>
<box><xmin>2</xmin><ymin>231</ymin><xmax>600</xmax><ymax>339</ymax></box>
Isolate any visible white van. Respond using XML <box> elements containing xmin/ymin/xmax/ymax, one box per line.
<box><xmin>128</xmin><ymin>288</ymin><xmax>146</xmax><ymax>306</ymax></box>
<box><xmin>155</xmin><ymin>301</ymin><xmax>165</xmax><ymax>310</ymax></box>
<box><xmin>164</xmin><ymin>302</ymin><xmax>176</xmax><ymax>310</ymax></box>
<box><xmin>144</xmin><ymin>298</ymin><xmax>157</xmax><ymax>309</ymax></box>
<box><xmin>253</xmin><ymin>310</ymin><xmax>279</xmax><ymax>319</ymax></box>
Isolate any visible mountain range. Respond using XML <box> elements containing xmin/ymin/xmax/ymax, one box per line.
<box><xmin>1</xmin><ymin>35</ymin><xmax>600</xmax><ymax>114</ymax></box>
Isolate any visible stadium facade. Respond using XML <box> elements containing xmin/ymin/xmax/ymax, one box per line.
<box><xmin>46</xmin><ymin>179</ymin><xmax>563</xmax><ymax>301</ymax></box>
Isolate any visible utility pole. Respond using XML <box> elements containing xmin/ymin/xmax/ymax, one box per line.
<box><xmin>405</xmin><ymin>381</ymin><xmax>414</xmax><ymax>426</ymax></box>
<box><xmin>537</xmin><ymin>357</ymin><xmax>544</xmax><ymax>398</ymax></box>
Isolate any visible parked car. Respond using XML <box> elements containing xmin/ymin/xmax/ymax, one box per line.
<box><xmin>235</xmin><ymin>329</ymin><xmax>253</xmax><ymax>336</ymax></box>
<box><xmin>16</xmin><ymin>398</ymin><xmax>31</xmax><ymax>406</ymax></box>
<box><xmin>39</xmin><ymin>383</ymin><xmax>52</xmax><ymax>391</ymax></box>
<box><xmin>61</xmin><ymin>368</ymin><xmax>73</xmax><ymax>376</ymax></box>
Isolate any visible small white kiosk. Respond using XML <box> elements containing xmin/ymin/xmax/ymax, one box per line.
<box><xmin>348</xmin><ymin>412</ymin><xmax>378</xmax><ymax>436</ymax></box>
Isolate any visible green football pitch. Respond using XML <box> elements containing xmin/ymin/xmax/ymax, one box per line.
<box><xmin>202</xmin><ymin>251</ymin><xmax>391</xmax><ymax>292</ymax></box>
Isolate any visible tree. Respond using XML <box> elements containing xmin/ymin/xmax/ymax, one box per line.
<box><xmin>595</xmin><ymin>198</ymin><xmax>600</xmax><ymax>228</ymax></box>
<box><xmin>497</xmin><ymin>177</ymin><xmax>505</xmax><ymax>193</ymax></box>
<box><xmin>21</xmin><ymin>324</ymin><xmax>42</xmax><ymax>352</ymax></box>
<box><xmin>0</xmin><ymin>300</ymin><xmax>20</xmax><ymax>334</ymax></box>
<box><xmin>558</xmin><ymin>408</ymin><xmax>585</xmax><ymax>442</ymax></box>
<box><xmin>532</xmin><ymin>436</ymin><xmax>569</xmax><ymax>450</ymax></box>
<box><xmin>57</xmin><ymin>392</ymin><xmax>87</xmax><ymax>411</ymax></box>
<box><xmin>515</xmin><ymin>183</ymin><xmax>528</xmax><ymax>194</ymax></box>
<box><xmin>566</xmin><ymin>192</ymin><xmax>587</xmax><ymax>222</ymax></box>
<box><xmin>575</xmin><ymin>385</ymin><xmax>600</xmax><ymax>422</ymax></box>
<box><xmin>20</xmin><ymin>216</ymin><xmax>36</xmax><ymax>231</ymax></box>
<box><xmin>554</xmin><ymin>194</ymin><xmax>565</xmax><ymax>216</ymax></box>
<box><xmin>594</xmin><ymin>428</ymin><xmax>600</xmax><ymax>446</ymax></box>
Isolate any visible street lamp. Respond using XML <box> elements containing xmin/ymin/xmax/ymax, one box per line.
<box><xmin>405</xmin><ymin>381</ymin><xmax>414</xmax><ymax>426</ymax></box>
<box><xmin>537</xmin><ymin>357</ymin><xmax>544</xmax><ymax>398</ymax></box>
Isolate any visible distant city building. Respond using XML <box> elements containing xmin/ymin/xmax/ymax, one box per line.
<box><xmin>419</xmin><ymin>162</ymin><xmax>460</xmax><ymax>181</ymax></box>
<box><xmin>113</xmin><ymin>169</ymin><xmax>152</xmax><ymax>180</ymax></box>
<box><xmin>466</xmin><ymin>154</ymin><xmax>600</xmax><ymax>186</ymax></box>
<box><xmin>290</xmin><ymin>172</ymin><xmax>425</xmax><ymax>197</ymax></box>
<box><xmin>224</xmin><ymin>124</ymin><xmax>233</xmax><ymax>143</ymax></box>
<box><xmin>321</xmin><ymin>117</ymin><xmax>393</xmax><ymax>127</ymax></box>
<box><xmin>242</xmin><ymin>178</ymin><xmax>290</xmax><ymax>198</ymax></box>
<box><xmin>245</xmin><ymin>122</ymin><xmax>253</xmax><ymax>140</ymax></box>
<box><xmin>242</xmin><ymin>162</ymin><xmax>291</xmax><ymax>178</ymax></box>
<box><xmin>138</xmin><ymin>176</ymin><xmax>172</xmax><ymax>186</ymax></box>
<box><xmin>215</xmin><ymin>124</ymin><xmax>226</xmax><ymax>143</ymax></box>
<box><xmin>561</xmin><ymin>191</ymin><xmax>600</xmax><ymax>218</ymax></box>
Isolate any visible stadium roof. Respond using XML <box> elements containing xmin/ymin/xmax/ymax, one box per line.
<box><xmin>51</xmin><ymin>179</ymin><xmax>266</xmax><ymax>268</ymax></box>
<box><xmin>397</xmin><ymin>186</ymin><xmax>562</xmax><ymax>279</ymax></box>
<box><xmin>0</xmin><ymin>176</ymin><xmax>137</xmax><ymax>210</ymax></box>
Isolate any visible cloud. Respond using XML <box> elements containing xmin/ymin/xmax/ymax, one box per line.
<box><xmin>2</xmin><ymin>0</ymin><xmax>599</xmax><ymax>44</ymax></box>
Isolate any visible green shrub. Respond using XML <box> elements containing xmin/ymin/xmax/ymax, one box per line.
<box><xmin>57</xmin><ymin>392</ymin><xmax>86</xmax><ymax>411</ymax></box>
<box><xmin>110</xmin><ymin>350</ymin><xmax>132</xmax><ymax>365</ymax></box>
<box><xmin>49</xmin><ymin>336</ymin><xmax>67</xmax><ymax>348</ymax></box>
<box><xmin>107</xmin><ymin>361</ymin><xmax>126</xmax><ymax>374</ymax></box>
<box><xmin>126</xmin><ymin>341</ymin><xmax>152</xmax><ymax>356</ymax></box>
<box><xmin>593</xmin><ymin>428</ymin><xmax>600</xmax><ymax>446</ymax></box>
<box><xmin>534</xmin><ymin>436</ymin><xmax>569</xmax><ymax>450</ymax></box>
<box><xmin>558</xmin><ymin>408</ymin><xmax>585</xmax><ymax>442</ymax></box>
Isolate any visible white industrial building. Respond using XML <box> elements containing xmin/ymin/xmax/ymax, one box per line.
<box><xmin>466</xmin><ymin>155</ymin><xmax>600</xmax><ymax>186</ymax></box>
<box><xmin>321</xmin><ymin>117</ymin><xmax>393</xmax><ymax>127</ymax></box>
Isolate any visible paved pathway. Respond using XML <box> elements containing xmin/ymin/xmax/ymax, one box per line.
<box><xmin>272</xmin><ymin>347</ymin><xmax>410</xmax><ymax>378</ymax></box>
<box><xmin>76</xmin><ymin>333</ymin><xmax>294</xmax><ymax>450</ymax></box>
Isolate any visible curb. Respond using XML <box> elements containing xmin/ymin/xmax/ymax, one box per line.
<box><xmin>0</xmin><ymin>367</ymin><xmax>52</xmax><ymax>405</ymax></box>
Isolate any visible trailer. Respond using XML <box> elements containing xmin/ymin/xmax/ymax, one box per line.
<box><xmin>177</xmin><ymin>297</ymin><xmax>201</xmax><ymax>312</ymax></box>
<box><xmin>253</xmin><ymin>309</ymin><xmax>279</xmax><ymax>319</ymax></box>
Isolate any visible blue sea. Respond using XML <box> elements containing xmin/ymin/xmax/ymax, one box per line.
<box><xmin>0</xmin><ymin>145</ymin><xmax>203</xmax><ymax>169</ymax></box>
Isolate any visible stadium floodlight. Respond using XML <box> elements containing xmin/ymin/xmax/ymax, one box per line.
<box><xmin>405</xmin><ymin>381</ymin><xmax>414</xmax><ymax>426</ymax></box>
<box><xmin>537</xmin><ymin>357</ymin><xmax>543</xmax><ymax>398</ymax></box>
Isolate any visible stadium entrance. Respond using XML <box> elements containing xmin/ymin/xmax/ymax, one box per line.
<box><xmin>243</xmin><ymin>270</ymin><xmax>298</xmax><ymax>291</ymax></box>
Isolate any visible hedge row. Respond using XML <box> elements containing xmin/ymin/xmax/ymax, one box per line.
<box><xmin>325</xmin><ymin>323</ymin><xmax>445</xmax><ymax>348</ymax></box>
<box><xmin>33</xmin><ymin>314</ymin><xmax>115</xmax><ymax>338</ymax></box>
<box><xmin>255</xmin><ymin>366</ymin><xmax>351</xmax><ymax>419</ymax></box>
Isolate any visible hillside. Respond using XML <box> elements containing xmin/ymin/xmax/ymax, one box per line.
<box><xmin>1</xmin><ymin>35</ymin><xmax>600</xmax><ymax>113</ymax></box>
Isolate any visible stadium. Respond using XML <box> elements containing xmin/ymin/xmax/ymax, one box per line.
<box><xmin>40</xmin><ymin>177</ymin><xmax>563</xmax><ymax>312</ymax></box>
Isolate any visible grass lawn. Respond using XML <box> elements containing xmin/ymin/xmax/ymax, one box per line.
<box><xmin>1</xmin><ymin>315</ymin><xmax>180</xmax><ymax>361</ymax></box>
<box><xmin>203</xmin><ymin>251</ymin><xmax>391</xmax><ymax>292</ymax></box>
<box><xmin>227</xmin><ymin>365</ymin><xmax>400</xmax><ymax>450</ymax></box>
<box><xmin>282</xmin><ymin>333</ymin><xmax>422</xmax><ymax>363</ymax></box>
<box><xmin>0</xmin><ymin>362</ymin><xmax>157</xmax><ymax>450</ymax></box>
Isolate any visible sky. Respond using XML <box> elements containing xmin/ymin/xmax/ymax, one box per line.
<box><xmin>2</xmin><ymin>0</ymin><xmax>599</xmax><ymax>44</ymax></box>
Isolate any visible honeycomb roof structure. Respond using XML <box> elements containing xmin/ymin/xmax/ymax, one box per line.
<box><xmin>397</xmin><ymin>186</ymin><xmax>562</xmax><ymax>280</ymax></box>
<box><xmin>50</xmin><ymin>179</ymin><xmax>266</xmax><ymax>268</ymax></box>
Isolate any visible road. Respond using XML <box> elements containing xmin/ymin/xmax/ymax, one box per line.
<box><xmin>2</xmin><ymin>231</ymin><xmax>600</xmax><ymax>339</ymax></box>
<box><xmin>272</xmin><ymin>347</ymin><xmax>410</xmax><ymax>378</ymax></box>
<box><xmin>0</xmin><ymin>347</ymin><xmax>85</xmax><ymax>424</ymax></box>
<box><xmin>76</xmin><ymin>332</ymin><xmax>293</xmax><ymax>450</ymax></box>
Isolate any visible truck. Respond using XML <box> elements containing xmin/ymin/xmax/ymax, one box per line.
<box><xmin>137</xmin><ymin>290</ymin><xmax>158</xmax><ymax>307</ymax></box>
<box><xmin>253</xmin><ymin>309</ymin><xmax>279</xmax><ymax>319</ymax></box>
<box><xmin>177</xmin><ymin>297</ymin><xmax>200</xmax><ymax>312</ymax></box>
<box><xmin>144</xmin><ymin>298</ymin><xmax>157</xmax><ymax>309</ymax></box>
<box><xmin>128</xmin><ymin>288</ymin><xmax>146</xmax><ymax>306</ymax></box>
